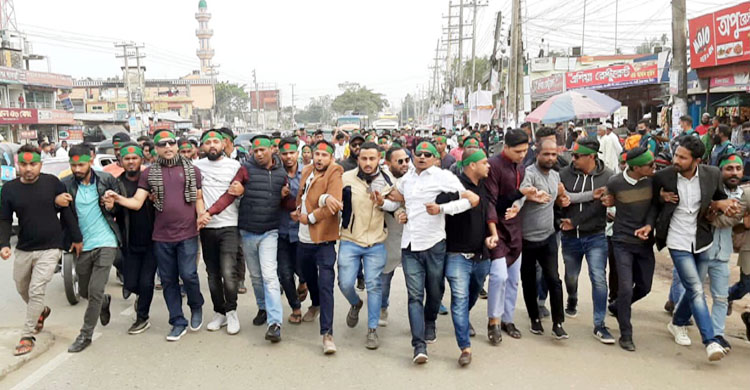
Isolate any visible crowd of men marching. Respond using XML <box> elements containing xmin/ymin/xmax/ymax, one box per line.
<box><xmin>2</xmin><ymin>119</ymin><xmax>750</xmax><ymax>367</ymax></box>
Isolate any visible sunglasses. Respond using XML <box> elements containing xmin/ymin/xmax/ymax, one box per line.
<box><xmin>397</xmin><ymin>157</ymin><xmax>410</xmax><ymax>165</ymax></box>
<box><xmin>157</xmin><ymin>139</ymin><xmax>177</xmax><ymax>147</ymax></box>
<box><xmin>415</xmin><ymin>152</ymin><xmax>433</xmax><ymax>158</ymax></box>
<box><xmin>571</xmin><ymin>153</ymin><xmax>590</xmax><ymax>159</ymax></box>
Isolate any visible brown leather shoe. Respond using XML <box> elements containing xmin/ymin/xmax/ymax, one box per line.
<box><xmin>458</xmin><ymin>350</ymin><xmax>472</xmax><ymax>367</ymax></box>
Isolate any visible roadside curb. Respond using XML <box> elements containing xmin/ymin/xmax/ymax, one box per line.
<box><xmin>0</xmin><ymin>329</ymin><xmax>55</xmax><ymax>380</ymax></box>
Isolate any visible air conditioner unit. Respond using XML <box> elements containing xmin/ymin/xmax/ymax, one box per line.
<box><xmin>653</xmin><ymin>46</ymin><xmax>663</xmax><ymax>54</ymax></box>
<box><xmin>571</xmin><ymin>46</ymin><xmax>582</xmax><ymax>57</ymax></box>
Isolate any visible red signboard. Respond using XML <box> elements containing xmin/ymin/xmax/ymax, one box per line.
<box><xmin>565</xmin><ymin>62</ymin><xmax>659</xmax><ymax>90</ymax></box>
<box><xmin>531</xmin><ymin>74</ymin><xmax>565</xmax><ymax>99</ymax></box>
<box><xmin>250</xmin><ymin>90</ymin><xmax>279</xmax><ymax>110</ymax></box>
<box><xmin>689</xmin><ymin>2</ymin><xmax>750</xmax><ymax>69</ymax></box>
<box><xmin>0</xmin><ymin>66</ymin><xmax>73</xmax><ymax>89</ymax></box>
<box><xmin>0</xmin><ymin>108</ymin><xmax>37</xmax><ymax>124</ymax></box>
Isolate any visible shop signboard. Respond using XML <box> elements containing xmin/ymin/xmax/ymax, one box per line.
<box><xmin>530</xmin><ymin>57</ymin><xmax>553</xmax><ymax>72</ymax></box>
<box><xmin>565</xmin><ymin>62</ymin><xmax>659</xmax><ymax>90</ymax></box>
<box><xmin>58</xmin><ymin>126</ymin><xmax>84</xmax><ymax>142</ymax></box>
<box><xmin>531</xmin><ymin>73</ymin><xmax>565</xmax><ymax>100</ymax></box>
<box><xmin>19</xmin><ymin>130</ymin><xmax>37</xmax><ymax>140</ymax></box>
<box><xmin>0</xmin><ymin>108</ymin><xmax>37</xmax><ymax>124</ymax></box>
<box><xmin>37</xmin><ymin>109</ymin><xmax>75</xmax><ymax>125</ymax></box>
<box><xmin>0</xmin><ymin>67</ymin><xmax>27</xmax><ymax>85</ymax></box>
<box><xmin>689</xmin><ymin>2</ymin><xmax>750</xmax><ymax>69</ymax></box>
<box><xmin>0</xmin><ymin>66</ymin><xmax>72</xmax><ymax>89</ymax></box>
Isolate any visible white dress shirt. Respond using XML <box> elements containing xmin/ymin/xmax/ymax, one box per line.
<box><xmin>397</xmin><ymin>165</ymin><xmax>471</xmax><ymax>251</ymax></box>
<box><xmin>667</xmin><ymin>167</ymin><xmax>710</xmax><ymax>253</ymax></box>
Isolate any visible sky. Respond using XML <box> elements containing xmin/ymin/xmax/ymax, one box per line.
<box><xmin>16</xmin><ymin>0</ymin><xmax>729</xmax><ymax>110</ymax></box>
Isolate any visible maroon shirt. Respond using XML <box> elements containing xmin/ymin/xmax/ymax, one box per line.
<box><xmin>484</xmin><ymin>152</ymin><xmax>525</xmax><ymax>262</ymax></box>
<box><xmin>138</xmin><ymin>165</ymin><xmax>202</xmax><ymax>242</ymax></box>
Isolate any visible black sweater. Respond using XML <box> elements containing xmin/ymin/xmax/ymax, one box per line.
<box><xmin>442</xmin><ymin>173</ymin><xmax>489</xmax><ymax>260</ymax></box>
<box><xmin>0</xmin><ymin>174</ymin><xmax>82</xmax><ymax>251</ymax></box>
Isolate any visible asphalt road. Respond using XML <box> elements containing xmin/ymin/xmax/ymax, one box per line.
<box><xmin>1</xmin><ymin>238</ymin><xmax>749</xmax><ymax>390</ymax></box>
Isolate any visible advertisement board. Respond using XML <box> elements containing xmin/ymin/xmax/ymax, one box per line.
<box><xmin>689</xmin><ymin>2</ymin><xmax>750</xmax><ymax>69</ymax></box>
<box><xmin>565</xmin><ymin>62</ymin><xmax>658</xmax><ymax>90</ymax></box>
<box><xmin>0</xmin><ymin>108</ymin><xmax>37</xmax><ymax>124</ymax></box>
<box><xmin>531</xmin><ymin>73</ymin><xmax>565</xmax><ymax>99</ymax></box>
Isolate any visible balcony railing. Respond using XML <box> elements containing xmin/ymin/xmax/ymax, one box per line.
<box><xmin>3</xmin><ymin>101</ymin><xmax>55</xmax><ymax>109</ymax></box>
<box><xmin>195</xmin><ymin>28</ymin><xmax>214</xmax><ymax>37</ymax></box>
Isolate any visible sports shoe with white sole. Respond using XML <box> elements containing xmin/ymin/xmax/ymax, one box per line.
<box><xmin>206</xmin><ymin>313</ymin><xmax>227</xmax><ymax>331</ymax></box>
<box><xmin>226</xmin><ymin>310</ymin><xmax>240</xmax><ymax>335</ymax></box>
<box><xmin>667</xmin><ymin>322</ymin><xmax>691</xmax><ymax>346</ymax></box>
<box><xmin>705</xmin><ymin>341</ymin><xmax>726</xmax><ymax>361</ymax></box>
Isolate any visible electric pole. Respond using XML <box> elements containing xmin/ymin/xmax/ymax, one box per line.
<box><xmin>114</xmin><ymin>42</ymin><xmax>134</xmax><ymax>116</ymax></box>
<box><xmin>252</xmin><ymin>69</ymin><xmax>260</xmax><ymax>131</ymax></box>
<box><xmin>458</xmin><ymin>0</ymin><xmax>464</xmax><ymax>88</ymax></box>
<box><xmin>290</xmin><ymin>83</ymin><xmax>296</xmax><ymax>127</ymax></box>
<box><xmin>491</xmin><ymin>11</ymin><xmax>503</xmax><ymax>120</ymax></box>
<box><xmin>508</xmin><ymin>0</ymin><xmax>524</xmax><ymax>122</ymax></box>
<box><xmin>672</xmin><ymin>0</ymin><xmax>688</xmax><ymax>126</ymax></box>
<box><xmin>470</xmin><ymin>0</ymin><xmax>478</xmax><ymax>89</ymax></box>
<box><xmin>581</xmin><ymin>0</ymin><xmax>587</xmax><ymax>55</ymax></box>
<box><xmin>444</xmin><ymin>1</ymin><xmax>454</xmax><ymax>98</ymax></box>
<box><xmin>133</xmin><ymin>44</ymin><xmax>146</xmax><ymax>118</ymax></box>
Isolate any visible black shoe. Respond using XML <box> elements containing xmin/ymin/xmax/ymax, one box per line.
<box><xmin>479</xmin><ymin>288</ymin><xmax>488</xmax><ymax>299</ymax></box>
<box><xmin>100</xmin><ymin>294</ymin><xmax>111</xmax><ymax>326</ymax></box>
<box><xmin>68</xmin><ymin>334</ymin><xmax>92</xmax><ymax>353</ymax></box>
<box><xmin>565</xmin><ymin>299</ymin><xmax>578</xmax><ymax>318</ymax></box>
<box><xmin>488</xmin><ymin>324</ymin><xmax>502</xmax><ymax>345</ymax></box>
<box><xmin>594</xmin><ymin>326</ymin><xmax>616</xmax><ymax>344</ymax></box>
<box><xmin>552</xmin><ymin>323</ymin><xmax>569</xmax><ymax>340</ymax></box>
<box><xmin>425</xmin><ymin>324</ymin><xmax>437</xmax><ymax>344</ymax></box>
<box><xmin>664</xmin><ymin>300</ymin><xmax>675</xmax><ymax>315</ymax></box>
<box><xmin>530</xmin><ymin>319</ymin><xmax>544</xmax><ymax>335</ymax></box>
<box><xmin>122</xmin><ymin>287</ymin><xmax>131</xmax><ymax>300</ymax></box>
<box><xmin>346</xmin><ymin>300</ymin><xmax>364</xmax><ymax>328</ymax></box>
<box><xmin>413</xmin><ymin>347</ymin><xmax>428</xmax><ymax>364</ymax></box>
<box><xmin>608</xmin><ymin>302</ymin><xmax>618</xmax><ymax>318</ymax></box>
<box><xmin>128</xmin><ymin>317</ymin><xmax>151</xmax><ymax>335</ymax></box>
<box><xmin>502</xmin><ymin>322</ymin><xmax>522</xmax><ymax>339</ymax></box>
<box><xmin>265</xmin><ymin>324</ymin><xmax>281</xmax><ymax>343</ymax></box>
<box><xmin>356</xmin><ymin>277</ymin><xmax>365</xmax><ymax>291</ymax></box>
<box><xmin>538</xmin><ymin>305</ymin><xmax>551</xmax><ymax>318</ymax></box>
<box><xmin>619</xmin><ymin>337</ymin><xmax>636</xmax><ymax>352</ymax></box>
<box><xmin>253</xmin><ymin>309</ymin><xmax>267</xmax><ymax>326</ymax></box>
<box><xmin>469</xmin><ymin>322</ymin><xmax>476</xmax><ymax>337</ymax></box>
<box><xmin>715</xmin><ymin>335</ymin><xmax>732</xmax><ymax>352</ymax></box>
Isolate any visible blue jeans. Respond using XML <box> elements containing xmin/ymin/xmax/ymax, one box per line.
<box><xmin>337</xmin><ymin>241</ymin><xmax>387</xmax><ymax>329</ymax></box>
<box><xmin>241</xmin><ymin>229</ymin><xmax>282</xmax><ymax>327</ymax></box>
<box><xmin>679</xmin><ymin>257</ymin><xmax>730</xmax><ymax>337</ymax></box>
<box><xmin>298</xmin><ymin>242</ymin><xmax>337</xmax><ymax>335</ymax></box>
<box><xmin>669</xmin><ymin>267</ymin><xmax>685</xmax><ymax>304</ymax></box>
<box><xmin>445</xmin><ymin>253</ymin><xmax>490</xmax><ymax>350</ymax></box>
<box><xmin>154</xmin><ymin>237</ymin><xmax>204</xmax><ymax>327</ymax></box>
<box><xmin>670</xmin><ymin>249</ymin><xmax>717</xmax><ymax>345</ymax></box>
<box><xmin>381</xmin><ymin>271</ymin><xmax>395</xmax><ymax>309</ymax></box>
<box><xmin>402</xmin><ymin>240</ymin><xmax>446</xmax><ymax>350</ymax></box>
<box><xmin>561</xmin><ymin>233</ymin><xmax>608</xmax><ymax>328</ymax></box>
<box><xmin>728</xmin><ymin>271</ymin><xmax>750</xmax><ymax>301</ymax></box>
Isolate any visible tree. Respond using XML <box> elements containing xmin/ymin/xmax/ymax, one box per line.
<box><xmin>295</xmin><ymin>96</ymin><xmax>333</xmax><ymax>125</ymax></box>
<box><xmin>331</xmin><ymin>83</ymin><xmax>387</xmax><ymax>117</ymax></box>
<box><xmin>215</xmin><ymin>82</ymin><xmax>250</xmax><ymax>123</ymax></box>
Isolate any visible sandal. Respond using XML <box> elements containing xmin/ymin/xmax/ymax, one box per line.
<box><xmin>288</xmin><ymin>312</ymin><xmax>302</xmax><ymax>324</ymax></box>
<box><xmin>297</xmin><ymin>283</ymin><xmax>308</xmax><ymax>302</ymax></box>
<box><xmin>34</xmin><ymin>306</ymin><xmax>51</xmax><ymax>334</ymax></box>
<box><xmin>14</xmin><ymin>337</ymin><xmax>35</xmax><ymax>356</ymax></box>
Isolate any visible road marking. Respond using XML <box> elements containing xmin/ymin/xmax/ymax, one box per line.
<box><xmin>11</xmin><ymin>332</ymin><xmax>101</xmax><ymax>390</ymax></box>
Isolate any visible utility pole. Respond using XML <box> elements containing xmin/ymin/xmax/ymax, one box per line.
<box><xmin>458</xmin><ymin>0</ymin><xmax>464</xmax><ymax>88</ymax></box>
<box><xmin>614</xmin><ymin>0</ymin><xmax>619</xmax><ymax>54</ymax></box>
<box><xmin>672</xmin><ymin>0</ymin><xmax>688</xmax><ymax>128</ymax></box>
<box><xmin>508</xmin><ymin>0</ymin><xmax>524</xmax><ymax>122</ymax></box>
<box><xmin>133</xmin><ymin>44</ymin><xmax>146</xmax><ymax>118</ymax></box>
<box><xmin>581</xmin><ymin>0</ymin><xmax>587</xmax><ymax>55</ymax></box>
<box><xmin>253</xmin><ymin>69</ymin><xmax>259</xmax><ymax>130</ymax></box>
<box><xmin>431</xmin><ymin>39</ymin><xmax>440</xmax><ymax>103</ymax></box>
<box><xmin>114</xmin><ymin>42</ymin><xmax>134</xmax><ymax>115</ymax></box>
<box><xmin>470</xmin><ymin>0</ymin><xmax>478</xmax><ymax>89</ymax></box>
<box><xmin>491</xmin><ymin>11</ymin><xmax>503</xmax><ymax>121</ymax></box>
<box><xmin>444</xmin><ymin>1</ymin><xmax>453</xmax><ymax>97</ymax></box>
<box><xmin>290</xmin><ymin>83</ymin><xmax>296</xmax><ymax>127</ymax></box>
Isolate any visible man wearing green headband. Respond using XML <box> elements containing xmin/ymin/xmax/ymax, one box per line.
<box><xmin>603</xmin><ymin>146</ymin><xmax>656</xmax><ymax>352</ymax></box>
<box><xmin>218</xmin><ymin>127</ymin><xmax>248</xmax><ymax>164</ymax></box>
<box><xmin>388</xmin><ymin>139</ymin><xmax>479</xmax><ymax>363</ymax></box>
<box><xmin>0</xmin><ymin>144</ymin><xmax>82</xmax><ymax>356</ymax></box>
<box><xmin>434</xmin><ymin>135</ymin><xmax>455</xmax><ymax>170</ymax></box>
<box><xmin>103</xmin><ymin>132</ymin><xmax>132</xmax><ymax>178</ymax></box>
<box><xmin>61</xmin><ymin>144</ymin><xmax>123</xmax><ymax>352</ymax></box>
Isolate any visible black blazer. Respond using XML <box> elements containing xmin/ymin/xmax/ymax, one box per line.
<box><xmin>652</xmin><ymin>165</ymin><xmax>726</xmax><ymax>250</ymax></box>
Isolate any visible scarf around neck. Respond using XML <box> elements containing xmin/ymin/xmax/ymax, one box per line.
<box><xmin>147</xmin><ymin>155</ymin><xmax>198</xmax><ymax>212</ymax></box>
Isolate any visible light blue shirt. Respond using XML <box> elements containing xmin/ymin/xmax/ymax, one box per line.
<box><xmin>76</xmin><ymin>180</ymin><xmax>118</xmax><ymax>251</ymax></box>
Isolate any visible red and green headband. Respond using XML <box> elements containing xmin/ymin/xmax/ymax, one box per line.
<box><xmin>572</xmin><ymin>141</ymin><xmax>597</xmax><ymax>155</ymax></box>
<box><xmin>17</xmin><ymin>151</ymin><xmax>41</xmax><ymax>164</ymax></box>
<box><xmin>627</xmin><ymin>150</ymin><xmax>654</xmax><ymax>167</ymax></box>
<box><xmin>153</xmin><ymin>130</ymin><xmax>176</xmax><ymax>144</ymax></box>
<box><xmin>179</xmin><ymin>142</ymin><xmax>193</xmax><ymax>151</ymax></box>
<box><xmin>415</xmin><ymin>141</ymin><xmax>438</xmax><ymax>156</ymax></box>
<box><xmin>273</xmin><ymin>138</ymin><xmax>281</xmax><ymax>146</ymax></box>
<box><xmin>315</xmin><ymin>142</ymin><xmax>334</xmax><ymax>155</ymax></box>
<box><xmin>69</xmin><ymin>154</ymin><xmax>92</xmax><ymax>164</ymax></box>
<box><xmin>378</xmin><ymin>137</ymin><xmax>389</xmax><ymax>145</ymax></box>
<box><xmin>459</xmin><ymin>150</ymin><xmax>487</xmax><ymax>168</ymax></box>
<box><xmin>280</xmin><ymin>142</ymin><xmax>298</xmax><ymax>152</ymax></box>
<box><xmin>120</xmin><ymin>145</ymin><xmax>144</xmax><ymax>158</ymax></box>
<box><xmin>720</xmin><ymin>153</ymin><xmax>743</xmax><ymax>169</ymax></box>
<box><xmin>463</xmin><ymin>137</ymin><xmax>480</xmax><ymax>148</ymax></box>
<box><xmin>434</xmin><ymin>136</ymin><xmax>447</xmax><ymax>144</ymax></box>
<box><xmin>201</xmin><ymin>131</ymin><xmax>224</xmax><ymax>144</ymax></box>
<box><xmin>252</xmin><ymin>137</ymin><xmax>272</xmax><ymax>149</ymax></box>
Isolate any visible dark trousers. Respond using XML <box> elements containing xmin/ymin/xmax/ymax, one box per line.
<box><xmin>607</xmin><ymin>236</ymin><xmax>619</xmax><ymax>303</ymax></box>
<box><xmin>277</xmin><ymin>236</ymin><xmax>301</xmax><ymax>310</ymax></box>
<box><xmin>402</xmin><ymin>240</ymin><xmax>446</xmax><ymax>350</ymax></box>
<box><xmin>612</xmin><ymin>240</ymin><xmax>655</xmax><ymax>338</ymax></box>
<box><xmin>298</xmin><ymin>242</ymin><xmax>336</xmax><ymax>335</ymax></box>
<box><xmin>154</xmin><ymin>237</ymin><xmax>204</xmax><ymax>327</ymax></box>
<box><xmin>122</xmin><ymin>245</ymin><xmax>157</xmax><ymax>320</ymax></box>
<box><xmin>200</xmin><ymin>227</ymin><xmax>239</xmax><ymax>314</ymax></box>
<box><xmin>235</xmin><ymin>242</ymin><xmax>246</xmax><ymax>283</ymax></box>
<box><xmin>521</xmin><ymin>234</ymin><xmax>564</xmax><ymax>323</ymax></box>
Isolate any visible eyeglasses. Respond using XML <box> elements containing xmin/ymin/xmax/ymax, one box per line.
<box><xmin>415</xmin><ymin>152</ymin><xmax>433</xmax><ymax>158</ymax></box>
<box><xmin>397</xmin><ymin>157</ymin><xmax>410</xmax><ymax>164</ymax></box>
<box><xmin>571</xmin><ymin>153</ymin><xmax>590</xmax><ymax>159</ymax></box>
<box><xmin>156</xmin><ymin>139</ymin><xmax>177</xmax><ymax>147</ymax></box>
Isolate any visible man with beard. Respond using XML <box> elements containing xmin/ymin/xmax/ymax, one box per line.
<box><xmin>218</xmin><ymin>127</ymin><xmax>248</xmax><ymax>294</ymax></box>
<box><xmin>654</xmin><ymin>135</ymin><xmax>738</xmax><ymax>361</ymax></box>
<box><xmin>61</xmin><ymin>144</ymin><xmax>122</xmax><ymax>352</ymax></box>
<box><xmin>106</xmin><ymin>130</ymin><xmax>206</xmax><ymax>342</ymax></box>
<box><xmin>338</xmin><ymin>133</ymin><xmax>364</xmax><ymax>171</ymax></box>
<box><xmin>709</xmin><ymin>125</ymin><xmax>736</xmax><ymax>166</ymax></box>
<box><xmin>603</xmin><ymin>146</ymin><xmax>657</xmax><ymax>352</ymax></box>
<box><xmin>339</xmin><ymin>142</ymin><xmax>400</xmax><ymax>350</ymax></box>
<box><xmin>695</xmin><ymin>112</ymin><xmax>711</xmax><ymax>136</ymax></box>
<box><xmin>295</xmin><ymin>140</ymin><xmax>343</xmax><ymax>354</ymax></box>
<box><xmin>0</xmin><ymin>145</ymin><xmax>81</xmax><ymax>356</ymax></box>
<box><xmin>103</xmin><ymin>132</ymin><xmax>131</xmax><ymax>178</ymax></box>
<box><xmin>208</xmin><ymin>135</ymin><xmax>290</xmax><ymax>342</ymax></box>
<box><xmin>193</xmin><ymin>131</ymin><xmax>242</xmax><ymax>335</ymax></box>
<box><xmin>114</xmin><ymin>142</ymin><xmax>157</xmax><ymax>335</ymax></box>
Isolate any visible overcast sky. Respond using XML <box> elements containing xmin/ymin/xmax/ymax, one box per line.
<box><xmin>17</xmin><ymin>0</ymin><xmax>728</xmax><ymax>109</ymax></box>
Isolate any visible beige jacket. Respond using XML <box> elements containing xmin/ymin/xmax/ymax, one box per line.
<box><xmin>340</xmin><ymin>167</ymin><xmax>401</xmax><ymax>247</ymax></box>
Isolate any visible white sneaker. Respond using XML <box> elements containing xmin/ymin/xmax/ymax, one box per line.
<box><xmin>226</xmin><ymin>310</ymin><xmax>240</xmax><ymax>335</ymax></box>
<box><xmin>378</xmin><ymin>308</ymin><xmax>388</xmax><ymax>327</ymax></box>
<box><xmin>206</xmin><ymin>313</ymin><xmax>227</xmax><ymax>331</ymax></box>
<box><xmin>706</xmin><ymin>342</ymin><xmax>726</xmax><ymax>362</ymax></box>
<box><xmin>667</xmin><ymin>322</ymin><xmax>691</xmax><ymax>346</ymax></box>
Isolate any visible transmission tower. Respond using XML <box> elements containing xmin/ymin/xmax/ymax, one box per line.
<box><xmin>0</xmin><ymin>0</ymin><xmax>18</xmax><ymax>32</ymax></box>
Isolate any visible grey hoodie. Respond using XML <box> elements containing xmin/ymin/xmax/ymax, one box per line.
<box><xmin>559</xmin><ymin>158</ymin><xmax>614</xmax><ymax>238</ymax></box>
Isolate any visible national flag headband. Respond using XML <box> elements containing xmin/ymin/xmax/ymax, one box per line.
<box><xmin>366</xmin><ymin>135</ymin><xmax>376</xmax><ymax>142</ymax></box>
<box><xmin>69</xmin><ymin>154</ymin><xmax>92</xmax><ymax>164</ymax></box>
<box><xmin>720</xmin><ymin>153</ymin><xmax>743</xmax><ymax>169</ymax></box>
<box><xmin>252</xmin><ymin>137</ymin><xmax>272</xmax><ymax>149</ymax></box>
<box><xmin>463</xmin><ymin>137</ymin><xmax>480</xmax><ymax>148</ymax></box>
<box><xmin>273</xmin><ymin>138</ymin><xmax>281</xmax><ymax>146</ymax></box>
<box><xmin>434</xmin><ymin>136</ymin><xmax>447</xmax><ymax>144</ymax></box>
<box><xmin>315</xmin><ymin>142</ymin><xmax>334</xmax><ymax>155</ymax></box>
<box><xmin>459</xmin><ymin>150</ymin><xmax>487</xmax><ymax>168</ymax></box>
<box><xmin>572</xmin><ymin>142</ymin><xmax>597</xmax><ymax>155</ymax></box>
<box><xmin>18</xmin><ymin>151</ymin><xmax>41</xmax><ymax>163</ymax></box>
<box><xmin>113</xmin><ymin>141</ymin><xmax>122</xmax><ymax>148</ymax></box>
<box><xmin>619</xmin><ymin>152</ymin><xmax>627</xmax><ymax>164</ymax></box>
<box><xmin>201</xmin><ymin>131</ymin><xmax>224</xmax><ymax>143</ymax></box>
<box><xmin>627</xmin><ymin>150</ymin><xmax>654</xmax><ymax>167</ymax></box>
<box><xmin>378</xmin><ymin>137</ymin><xmax>389</xmax><ymax>144</ymax></box>
<box><xmin>153</xmin><ymin>130</ymin><xmax>176</xmax><ymax>144</ymax></box>
<box><xmin>281</xmin><ymin>142</ymin><xmax>298</xmax><ymax>152</ymax></box>
<box><xmin>179</xmin><ymin>142</ymin><xmax>193</xmax><ymax>151</ymax></box>
<box><xmin>415</xmin><ymin>141</ymin><xmax>438</xmax><ymax>156</ymax></box>
<box><xmin>120</xmin><ymin>145</ymin><xmax>144</xmax><ymax>158</ymax></box>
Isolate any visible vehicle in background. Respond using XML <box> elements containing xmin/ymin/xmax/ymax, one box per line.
<box><xmin>234</xmin><ymin>132</ymin><xmax>263</xmax><ymax>150</ymax></box>
<box><xmin>336</xmin><ymin>113</ymin><xmax>369</xmax><ymax>132</ymax></box>
<box><xmin>373</xmin><ymin>118</ymin><xmax>399</xmax><ymax>132</ymax></box>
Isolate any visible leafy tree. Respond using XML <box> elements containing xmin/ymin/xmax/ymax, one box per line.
<box><xmin>295</xmin><ymin>96</ymin><xmax>333</xmax><ymax>125</ymax></box>
<box><xmin>215</xmin><ymin>82</ymin><xmax>250</xmax><ymax>123</ymax></box>
<box><xmin>331</xmin><ymin>83</ymin><xmax>387</xmax><ymax>117</ymax></box>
